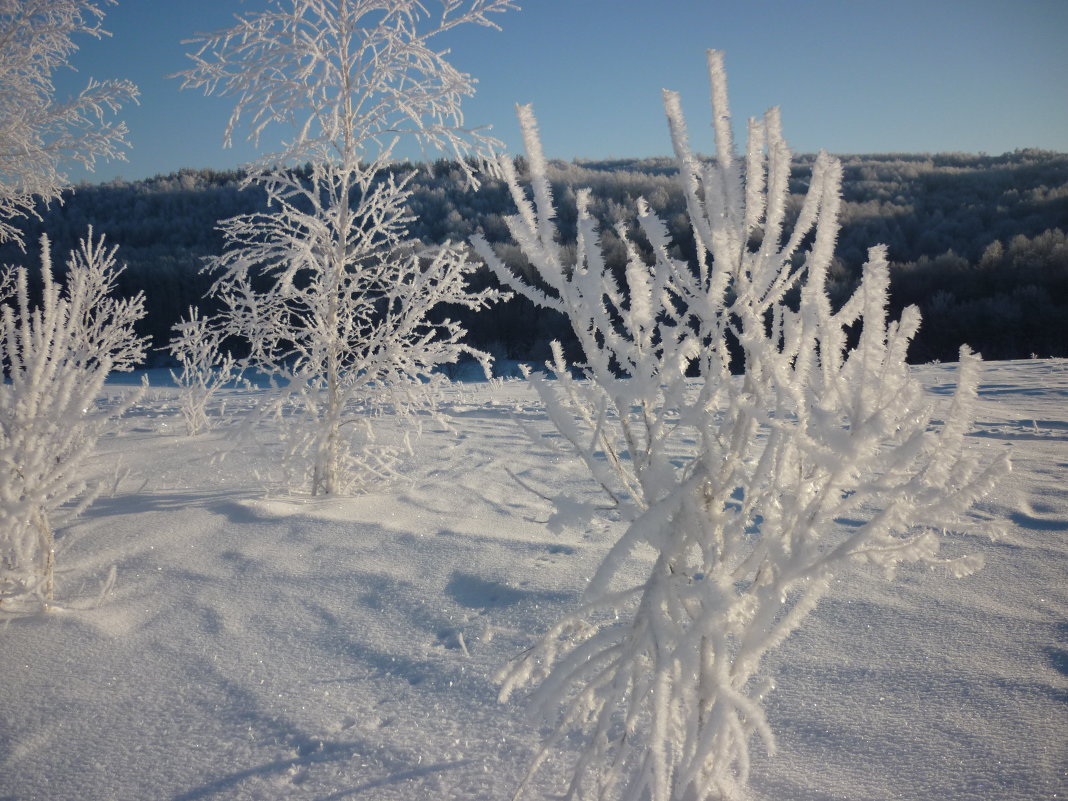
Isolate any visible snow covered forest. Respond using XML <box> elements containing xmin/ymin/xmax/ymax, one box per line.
<box><xmin>1</xmin><ymin>1</ymin><xmax>1066</xmax><ymax>800</ymax></box>
<box><xmin>1</xmin><ymin>149</ymin><xmax>1066</xmax><ymax>365</ymax></box>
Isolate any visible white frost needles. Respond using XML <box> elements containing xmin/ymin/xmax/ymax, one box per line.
<box><xmin>474</xmin><ymin>50</ymin><xmax>1008</xmax><ymax>801</ymax></box>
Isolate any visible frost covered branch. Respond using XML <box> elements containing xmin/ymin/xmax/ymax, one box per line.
<box><xmin>0</xmin><ymin>0</ymin><xmax>138</xmax><ymax>247</ymax></box>
<box><xmin>178</xmin><ymin>0</ymin><xmax>516</xmax><ymax>179</ymax></box>
<box><xmin>474</xmin><ymin>50</ymin><xmax>1009</xmax><ymax>801</ymax></box>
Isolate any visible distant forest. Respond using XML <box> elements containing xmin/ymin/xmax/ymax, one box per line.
<box><xmin>2</xmin><ymin>148</ymin><xmax>1065</xmax><ymax>367</ymax></box>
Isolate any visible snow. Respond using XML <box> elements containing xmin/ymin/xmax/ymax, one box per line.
<box><xmin>2</xmin><ymin>360</ymin><xmax>1066</xmax><ymax>801</ymax></box>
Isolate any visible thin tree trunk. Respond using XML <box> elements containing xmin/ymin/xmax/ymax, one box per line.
<box><xmin>35</xmin><ymin>510</ymin><xmax>54</xmax><ymax>603</ymax></box>
<box><xmin>317</xmin><ymin>164</ymin><xmax>353</xmax><ymax>496</ymax></box>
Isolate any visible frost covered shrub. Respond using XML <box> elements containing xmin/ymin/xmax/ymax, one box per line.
<box><xmin>178</xmin><ymin>0</ymin><xmax>514</xmax><ymax>495</ymax></box>
<box><xmin>0</xmin><ymin>232</ymin><xmax>145</xmax><ymax>608</ymax></box>
<box><xmin>168</xmin><ymin>306</ymin><xmax>240</xmax><ymax>436</ymax></box>
<box><xmin>473</xmin><ymin>51</ymin><xmax>1008</xmax><ymax>801</ymax></box>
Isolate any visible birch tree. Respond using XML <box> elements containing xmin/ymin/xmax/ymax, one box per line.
<box><xmin>0</xmin><ymin>0</ymin><xmax>138</xmax><ymax>247</ymax></box>
<box><xmin>178</xmin><ymin>0</ymin><xmax>515</xmax><ymax>495</ymax></box>
<box><xmin>473</xmin><ymin>51</ymin><xmax>1008</xmax><ymax>801</ymax></box>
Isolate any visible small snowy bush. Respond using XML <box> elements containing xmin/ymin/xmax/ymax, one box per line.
<box><xmin>168</xmin><ymin>306</ymin><xmax>240</xmax><ymax>436</ymax></box>
<box><xmin>0</xmin><ymin>231</ymin><xmax>146</xmax><ymax>608</ymax></box>
<box><xmin>473</xmin><ymin>51</ymin><xmax>1008</xmax><ymax>801</ymax></box>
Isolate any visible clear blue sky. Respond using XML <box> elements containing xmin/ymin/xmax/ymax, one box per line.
<box><xmin>55</xmin><ymin>0</ymin><xmax>1068</xmax><ymax>183</ymax></box>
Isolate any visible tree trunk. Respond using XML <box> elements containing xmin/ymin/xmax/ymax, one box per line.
<box><xmin>35</xmin><ymin>510</ymin><xmax>54</xmax><ymax>603</ymax></box>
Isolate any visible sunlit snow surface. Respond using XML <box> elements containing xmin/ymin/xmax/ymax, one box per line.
<box><xmin>2</xmin><ymin>360</ymin><xmax>1065</xmax><ymax>801</ymax></box>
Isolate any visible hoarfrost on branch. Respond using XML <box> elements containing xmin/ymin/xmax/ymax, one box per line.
<box><xmin>0</xmin><ymin>0</ymin><xmax>138</xmax><ymax>247</ymax></box>
<box><xmin>473</xmin><ymin>50</ymin><xmax>1008</xmax><ymax>801</ymax></box>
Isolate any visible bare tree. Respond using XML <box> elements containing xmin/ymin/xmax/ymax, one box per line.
<box><xmin>474</xmin><ymin>51</ymin><xmax>1008</xmax><ymax>801</ymax></box>
<box><xmin>178</xmin><ymin>0</ymin><xmax>516</xmax><ymax>495</ymax></box>
<box><xmin>0</xmin><ymin>0</ymin><xmax>138</xmax><ymax>247</ymax></box>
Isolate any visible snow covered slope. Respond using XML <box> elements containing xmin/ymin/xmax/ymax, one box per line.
<box><xmin>1</xmin><ymin>360</ymin><xmax>1065</xmax><ymax>800</ymax></box>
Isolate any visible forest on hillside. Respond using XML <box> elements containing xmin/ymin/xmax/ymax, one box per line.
<box><xmin>2</xmin><ymin>148</ymin><xmax>1065</xmax><ymax>366</ymax></box>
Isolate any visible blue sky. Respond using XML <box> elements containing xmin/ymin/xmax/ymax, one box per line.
<box><xmin>55</xmin><ymin>0</ymin><xmax>1068</xmax><ymax>183</ymax></box>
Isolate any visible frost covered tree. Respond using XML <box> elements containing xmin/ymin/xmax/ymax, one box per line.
<box><xmin>0</xmin><ymin>0</ymin><xmax>138</xmax><ymax>247</ymax></box>
<box><xmin>1</xmin><ymin>231</ymin><xmax>146</xmax><ymax>608</ymax></box>
<box><xmin>177</xmin><ymin>0</ymin><xmax>515</xmax><ymax>495</ymax></box>
<box><xmin>472</xmin><ymin>51</ymin><xmax>1009</xmax><ymax>801</ymax></box>
<box><xmin>167</xmin><ymin>307</ymin><xmax>240</xmax><ymax>436</ymax></box>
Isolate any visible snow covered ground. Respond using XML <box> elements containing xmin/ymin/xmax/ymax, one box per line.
<box><xmin>2</xmin><ymin>359</ymin><xmax>1065</xmax><ymax>801</ymax></box>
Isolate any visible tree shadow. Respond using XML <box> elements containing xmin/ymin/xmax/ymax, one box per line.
<box><xmin>163</xmin><ymin>651</ymin><xmax>470</xmax><ymax>801</ymax></box>
<box><xmin>314</xmin><ymin>759</ymin><xmax>472</xmax><ymax>800</ymax></box>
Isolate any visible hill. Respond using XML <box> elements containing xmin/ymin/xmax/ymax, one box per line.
<box><xmin>2</xmin><ymin>150</ymin><xmax>1065</xmax><ymax>364</ymax></box>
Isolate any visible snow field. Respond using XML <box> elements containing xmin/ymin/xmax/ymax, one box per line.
<box><xmin>1</xmin><ymin>361</ymin><xmax>1066</xmax><ymax>800</ymax></box>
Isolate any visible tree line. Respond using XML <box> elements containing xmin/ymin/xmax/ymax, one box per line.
<box><xmin>2</xmin><ymin>148</ymin><xmax>1065</xmax><ymax>366</ymax></box>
